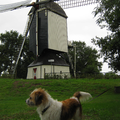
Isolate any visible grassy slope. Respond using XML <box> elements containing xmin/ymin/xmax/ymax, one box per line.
<box><xmin>0</xmin><ymin>78</ymin><xmax>120</xmax><ymax>120</ymax></box>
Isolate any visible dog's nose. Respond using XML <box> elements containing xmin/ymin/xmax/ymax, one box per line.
<box><xmin>26</xmin><ymin>99</ymin><xmax>29</xmax><ymax>103</ymax></box>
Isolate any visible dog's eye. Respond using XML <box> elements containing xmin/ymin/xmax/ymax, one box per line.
<box><xmin>30</xmin><ymin>97</ymin><xmax>32</xmax><ymax>99</ymax></box>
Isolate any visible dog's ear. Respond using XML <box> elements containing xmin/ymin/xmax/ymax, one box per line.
<box><xmin>35</xmin><ymin>92</ymin><xmax>43</xmax><ymax>106</ymax></box>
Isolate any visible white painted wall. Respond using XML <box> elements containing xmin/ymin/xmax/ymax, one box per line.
<box><xmin>27</xmin><ymin>65</ymin><xmax>70</xmax><ymax>79</ymax></box>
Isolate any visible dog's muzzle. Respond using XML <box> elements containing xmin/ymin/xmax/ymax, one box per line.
<box><xmin>26</xmin><ymin>98</ymin><xmax>35</xmax><ymax>106</ymax></box>
<box><xmin>26</xmin><ymin>98</ymin><xmax>29</xmax><ymax>104</ymax></box>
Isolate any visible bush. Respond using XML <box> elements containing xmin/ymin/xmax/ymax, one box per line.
<box><xmin>1</xmin><ymin>74</ymin><xmax>13</xmax><ymax>78</ymax></box>
<box><xmin>104</xmin><ymin>72</ymin><xmax>119</xmax><ymax>79</ymax></box>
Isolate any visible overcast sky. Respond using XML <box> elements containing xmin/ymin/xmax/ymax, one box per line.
<box><xmin>0</xmin><ymin>0</ymin><xmax>112</xmax><ymax>73</ymax></box>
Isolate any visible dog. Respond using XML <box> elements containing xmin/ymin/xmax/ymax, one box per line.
<box><xmin>26</xmin><ymin>88</ymin><xmax>92</xmax><ymax>120</ymax></box>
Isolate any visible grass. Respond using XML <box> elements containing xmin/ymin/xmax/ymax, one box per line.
<box><xmin>0</xmin><ymin>78</ymin><xmax>120</xmax><ymax>120</ymax></box>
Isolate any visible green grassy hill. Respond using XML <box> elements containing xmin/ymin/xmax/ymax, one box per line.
<box><xmin>0</xmin><ymin>78</ymin><xmax>120</xmax><ymax>120</ymax></box>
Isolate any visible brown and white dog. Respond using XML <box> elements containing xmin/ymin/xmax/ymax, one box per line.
<box><xmin>26</xmin><ymin>88</ymin><xmax>92</xmax><ymax>120</ymax></box>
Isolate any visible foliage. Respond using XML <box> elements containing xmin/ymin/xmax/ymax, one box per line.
<box><xmin>76</xmin><ymin>72</ymin><xmax>120</xmax><ymax>79</ymax></box>
<box><xmin>0</xmin><ymin>78</ymin><xmax>120</xmax><ymax>120</ymax></box>
<box><xmin>104</xmin><ymin>71</ymin><xmax>119</xmax><ymax>79</ymax></box>
<box><xmin>0</xmin><ymin>30</ymin><xmax>23</xmax><ymax>75</ymax></box>
<box><xmin>92</xmin><ymin>0</ymin><xmax>120</xmax><ymax>71</ymax></box>
<box><xmin>68</xmin><ymin>41</ymin><xmax>102</xmax><ymax>74</ymax></box>
<box><xmin>0</xmin><ymin>30</ymin><xmax>35</xmax><ymax>78</ymax></box>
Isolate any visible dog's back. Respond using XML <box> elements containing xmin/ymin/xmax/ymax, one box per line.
<box><xmin>60</xmin><ymin>91</ymin><xmax>92</xmax><ymax>120</ymax></box>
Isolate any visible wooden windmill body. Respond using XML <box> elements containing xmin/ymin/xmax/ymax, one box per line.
<box><xmin>27</xmin><ymin>2</ymin><xmax>70</xmax><ymax>79</ymax></box>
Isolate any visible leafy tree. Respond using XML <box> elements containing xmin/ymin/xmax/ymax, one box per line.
<box><xmin>0</xmin><ymin>30</ymin><xmax>35</xmax><ymax>78</ymax></box>
<box><xmin>92</xmin><ymin>0</ymin><xmax>120</xmax><ymax>71</ymax></box>
<box><xmin>68</xmin><ymin>41</ymin><xmax>102</xmax><ymax>74</ymax></box>
<box><xmin>0</xmin><ymin>30</ymin><xmax>23</xmax><ymax>74</ymax></box>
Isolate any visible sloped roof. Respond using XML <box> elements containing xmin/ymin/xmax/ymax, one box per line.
<box><xmin>45</xmin><ymin>2</ymin><xmax>67</xmax><ymax>18</ymax></box>
<box><xmin>28</xmin><ymin>50</ymin><xmax>69</xmax><ymax>67</ymax></box>
<box><xmin>29</xmin><ymin>1</ymin><xmax>67</xmax><ymax>18</ymax></box>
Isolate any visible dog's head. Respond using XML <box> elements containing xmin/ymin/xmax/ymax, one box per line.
<box><xmin>26</xmin><ymin>88</ymin><xmax>48</xmax><ymax>106</ymax></box>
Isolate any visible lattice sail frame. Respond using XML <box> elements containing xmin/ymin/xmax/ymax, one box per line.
<box><xmin>56</xmin><ymin>0</ymin><xmax>99</xmax><ymax>9</ymax></box>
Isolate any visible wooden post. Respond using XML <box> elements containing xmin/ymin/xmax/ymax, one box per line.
<box><xmin>44</xmin><ymin>68</ymin><xmax>46</xmax><ymax>79</ymax></box>
<box><xmin>115</xmin><ymin>86</ymin><xmax>120</xmax><ymax>93</ymax></box>
<box><xmin>74</xmin><ymin>45</ymin><xmax>76</xmax><ymax>78</ymax></box>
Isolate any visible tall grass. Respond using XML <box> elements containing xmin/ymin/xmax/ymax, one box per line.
<box><xmin>0</xmin><ymin>78</ymin><xmax>120</xmax><ymax>120</ymax></box>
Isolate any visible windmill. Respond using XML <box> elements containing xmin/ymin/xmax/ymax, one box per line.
<box><xmin>0</xmin><ymin>0</ymin><xmax>99</xmax><ymax>79</ymax></box>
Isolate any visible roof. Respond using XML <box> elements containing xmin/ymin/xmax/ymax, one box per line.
<box><xmin>45</xmin><ymin>2</ymin><xmax>67</xmax><ymax>18</ymax></box>
<box><xmin>28</xmin><ymin>50</ymin><xmax>69</xmax><ymax>67</ymax></box>
<box><xmin>29</xmin><ymin>1</ymin><xmax>67</xmax><ymax>18</ymax></box>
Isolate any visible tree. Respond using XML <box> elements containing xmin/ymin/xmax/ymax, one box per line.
<box><xmin>92</xmin><ymin>0</ymin><xmax>120</xmax><ymax>71</ymax></box>
<box><xmin>0</xmin><ymin>30</ymin><xmax>23</xmax><ymax>74</ymax></box>
<box><xmin>0</xmin><ymin>30</ymin><xmax>35</xmax><ymax>78</ymax></box>
<box><xmin>68</xmin><ymin>41</ymin><xmax>102</xmax><ymax>74</ymax></box>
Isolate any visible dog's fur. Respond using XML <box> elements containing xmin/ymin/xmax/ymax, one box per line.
<box><xmin>26</xmin><ymin>88</ymin><xmax>92</xmax><ymax>120</ymax></box>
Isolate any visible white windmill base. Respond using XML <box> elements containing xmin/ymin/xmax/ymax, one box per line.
<box><xmin>27</xmin><ymin>65</ymin><xmax>70</xmax><ymax>79</ymax></box>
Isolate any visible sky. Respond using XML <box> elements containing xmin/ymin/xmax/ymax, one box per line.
<box><xmin>0</xmin><ymin>0</ymin><xmax>112</xmax><ymax>73</ymax></box>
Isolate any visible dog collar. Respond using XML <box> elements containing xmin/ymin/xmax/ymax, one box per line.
<box><xmin>42</xmin><ymin>105</ymin><xmax>50</xmax><ymax>115</ymax></box>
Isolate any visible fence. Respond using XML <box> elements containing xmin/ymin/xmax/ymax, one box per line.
<box><xmin>45</xmin><ymin>72</ymin><xmax>71</xmax><ymax>79</ymax></box>
<box><xmin>44</xmin><ymin>72</ymin><xmax>120</xmax><ymax>79</ymax></box>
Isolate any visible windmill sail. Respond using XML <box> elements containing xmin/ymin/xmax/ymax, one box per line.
<box><xmin>13</xmin><ymin>7</ymin><xmax>36</xmax><ymax>75</ymax></box>
<box><xmin>56</xmin><ymin>0</ymin><xmax>99</xmax><ymax>9</ymax></box>
<box><xmin>0</xmin><ymin>0</ymin><xmax>32</xmax><ymax>12</ymax></box>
